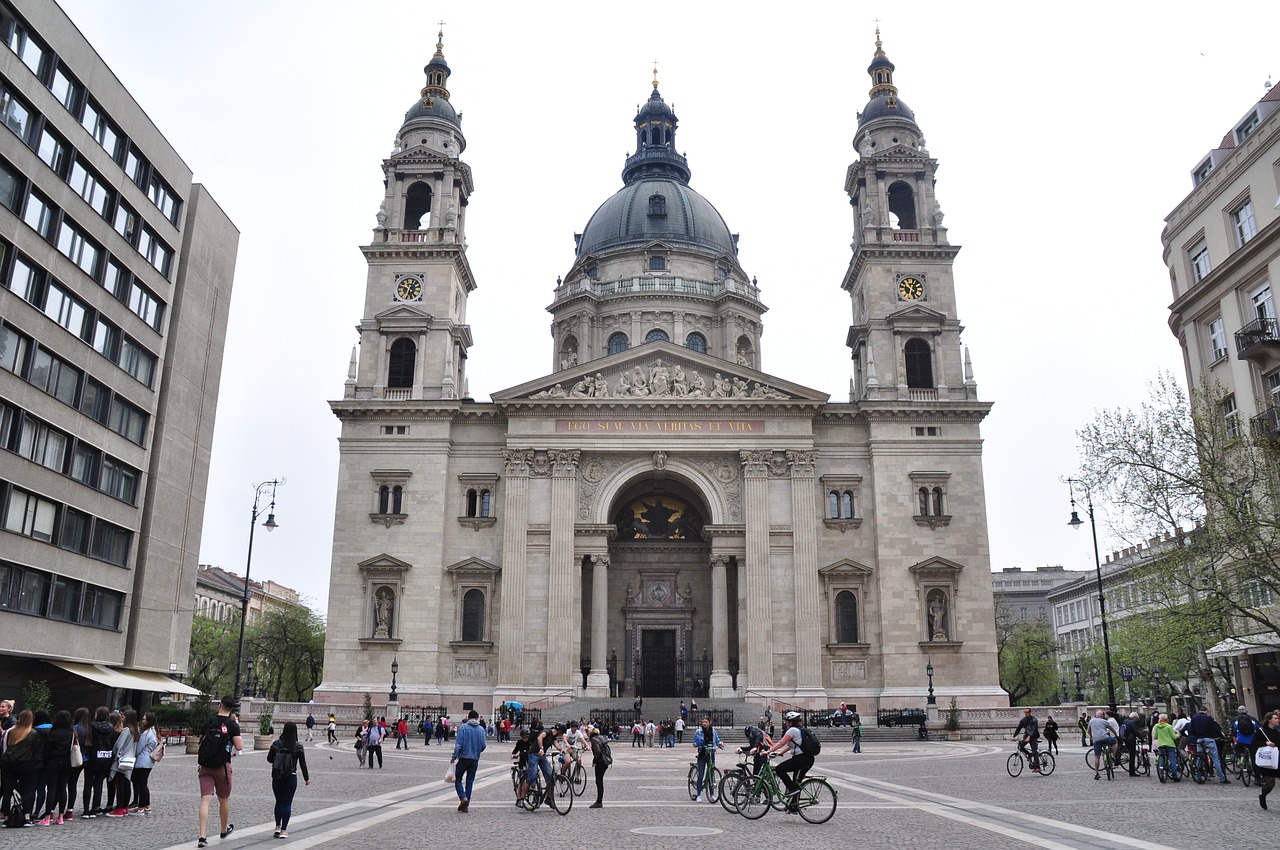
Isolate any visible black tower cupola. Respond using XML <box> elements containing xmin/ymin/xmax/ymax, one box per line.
<box><xmin>621</xmin><ymin>67</ymin><xmax>692</xmax><ymax>185</ymax></box>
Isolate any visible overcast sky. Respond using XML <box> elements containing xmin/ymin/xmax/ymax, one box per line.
<box><xmin>55</xmin><ymin>1</ymin><xmax>1274</xmax><ymax>616</ymax></box>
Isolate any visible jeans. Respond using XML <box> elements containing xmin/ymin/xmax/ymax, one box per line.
<box><xmin>527</xmin><ymin>753</ymin><xmax>552</xmax><ymax>789</ymax></box>
<box><xmin>396</xmin><ymin>733</ymin><xmax>409</xmax><ymax>749</ymax></box>
<box><xmin>1159</xmin><ymin>745</ymin><xmax>1180</xmax><ymax>779</ymax></box>
<box><xmin>366</xmin><ymin>744</ymin><xmax>383</xmax><ymax>768</ymax></box>
<box><xmin>454</xmin><ymin>757</ymin><xmax>478</xmax><ymax>801</ymax></box>
<box><xmin>695</xmin><ymin>750</ymin><xmax>714</xmax><ymax>795</ymax></box>
<box><xmin>1196</xmin><ymin>738</ymin><xmax>1226</xmax><ymax>781</ymax></box>
<box><xmin>272</xmin><ymin>773</ymin><xmax>298</xmax><ymax>831</ymax></box>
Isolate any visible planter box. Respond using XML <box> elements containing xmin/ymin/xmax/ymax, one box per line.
<box><xmin>254</xmin><ymin>734</ymin><xmax>274</xmax><ymax>750</ymax></box>
<box><xmin>186</xmin><ymin>737</ymin><xmax>202</xmax><ymax>755</ymax></box>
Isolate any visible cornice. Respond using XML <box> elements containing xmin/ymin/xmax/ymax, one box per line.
<box><xmin>495</xmin><ymin>398</ymin><xmax>825</xmax><ymax>416</ymax></box>
<box><xmin>330</xmin><ymin>400</ymin><xmax>504</xmax><ymax>422</ymax></box>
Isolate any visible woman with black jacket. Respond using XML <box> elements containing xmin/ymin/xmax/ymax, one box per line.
<box><xmin>37</xmin><ymin>711</ymin><xmax>74</xmax><ymax>824</ymax></box>
<box><xmin>266</xmin><ymin>721</ymin><xmax>310</xmax><ymax>838</ymax></box>
<box><xmin>69</xmin><ymin>707</ymin><xmax>91</xmax><ymax>820</ymax></box>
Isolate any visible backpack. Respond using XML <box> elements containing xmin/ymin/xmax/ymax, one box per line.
<box><xmin>271</xmin><ymin>743</ymin><xmax>297</xmax><ymax>778</ymax></box>
<box><xmin>152</xmin><ymin>737</ymin><xmax>166</xmax><ymax>763</ymax></box>
<box><xmin>3</xmin><ymin>786</ymin><xmax>24</xmax><ymax>829</ymax></box>
<box><xmin>1238</xmin><ymin>716</ymin><xmax>1256</xmax><ymax>737</ymax></box>
<box><xmin>91</xmin><ymin>724</ymin><xmax>115</xmax><ymax>761</ymax></box>
<box><xmin>601</xmin><ymin>739</ymin><xmax>613</xmax><ymax>767</ymax></box>
<box><xmin>197</xmin><ymin>717</ymin><xmax>231</xmax><ymax>768</ymax></box>
<box><xmin>799</xmin><ymin>726</ymin><xmax>822</xmax><ymax>757</ymax></box>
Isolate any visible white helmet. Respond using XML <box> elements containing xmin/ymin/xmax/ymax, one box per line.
<box><xmin>784</xmin><ymin>711</ymin><xmax>802</xmax><ymax>722</ymax></box>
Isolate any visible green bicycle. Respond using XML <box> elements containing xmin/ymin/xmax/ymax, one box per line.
<box><xmin>729</xmin><ymin>754</ymin><xmax>837</xmax><ymax>824</ymax></box>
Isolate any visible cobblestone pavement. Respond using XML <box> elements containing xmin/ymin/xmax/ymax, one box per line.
<box><xmin>4</xmin><ymin>738</ymin><xmax>1278</xmax><ymax>849</ymax></box>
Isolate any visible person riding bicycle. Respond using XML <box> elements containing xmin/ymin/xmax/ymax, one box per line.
<box><xmin>691</xmin><ymin>716</ymin><xmax>723</xmax><ymax>803</ymax></box>
<box><xmin>765</xmin><ymin>711</ymin><xmax>815</xmax><ymax>813</ymax></box>
<box><xmin>1152</xmin><ymin>713</ymin><xmax>1181</xmax><ymax>782</ymax></box>
<box><xmin>1234</xmin><ymin>705</ymin><xmax>1259</xmax><ymax>763</ymax></box>
<box><xmin>1012</xmin><ymin>708</ymin><xmax>1042</xmax><ymax>772</ymax></box>
<box><xmin>519</xmin><ymin>725</ymin><xmax>562</xmax><ymax>806</ymax></box>
<box><xmin>1088</xmin><ymin>710</ymin><xmax>1117</xmax><ymax>780</ymax></box>
<box><xmin>738</xmin><ymin>723</ymin><xmax>772</xmax><ymax>776</ymax></box>
<box><xmin>1188</xmin><ymin>708</ymin><xmax>1230</xmax><ymax>784</ymax></box>
<box><xmin>1120</xmin><ymin>712</ymin><xmax>1142</xmax><ymax>777</ymax></box>
<box><xmin>510</xmin><ymin>727</ymin><xmax>532</xmax><ymax>803</ymax></box>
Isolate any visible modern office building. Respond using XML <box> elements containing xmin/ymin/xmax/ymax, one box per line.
<box><xmin>317</xmin><ymin>32</ymin><xmax>1006</xmax><ymax>713</ymax></box>
<box><xmin>1164</xmin><ymin>80</ymin><xmax>1280</xmax><ymax>717</ymax></box>
<box><xmin>0</xmin><ymin>0</ymin><xmax>236</xmax><ymax>706</ymax></box>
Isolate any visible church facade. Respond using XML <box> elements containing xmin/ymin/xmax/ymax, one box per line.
<box><xmin>316</xmin><ymin>33</ymin><xmax>1007</xmax><ymax>712</ymax></box>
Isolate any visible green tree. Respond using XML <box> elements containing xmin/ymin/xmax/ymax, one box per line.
<box><xmin>22</xmin><ymin>680</ymin><xmax>52</xmax><ymax>714</ymax></box>
<box><xmin>187</xmin><ymin>616</ymin><xmax>239</xmax><ymax>698</ymax></box>
<box><xmin>245</xmin><ymin>604</ymin><xmax>326</xmax><ymax>701</ymax></box>
<box><xmin>998</xmin><ymin>618</ymin><xmax>1061</xmax><ymax>705</ymax></box>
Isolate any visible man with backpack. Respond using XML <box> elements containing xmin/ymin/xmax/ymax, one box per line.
<box><xmin>196</xmin><ymin>696</ymin><xmax>243</xmax><ymax>848</ymax></box>
<box><xmin>765</xmin><ymin>711</ymin><xmax>819</xmax><ymax>814</ymax></box>
<box><xmin>1234</xmin><ymin>706</ymin><xmax>1260</xmax><ymax>765</ymax></box>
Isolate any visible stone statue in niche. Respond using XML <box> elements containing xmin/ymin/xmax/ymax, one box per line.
<box><xmin>373</xmin><ymin>587</ymin><xmax>394</xmax><ymax>639</ymax></box>
<box><xmin>927</xmin><ymin>590</ymin><xmax>948</xmax><ymax>641</ymax></box>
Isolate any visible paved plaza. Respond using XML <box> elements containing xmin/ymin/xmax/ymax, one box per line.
<box><xmin>4</xmin><ymin>737</ymin><xmax>1277</xmax><ymax>849</ymax></box>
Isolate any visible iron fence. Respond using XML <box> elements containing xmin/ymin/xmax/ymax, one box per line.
<box><xmin>877</xmin><ymin>708</ymin><xmax>927</xmax><ymax>727</ymax></box>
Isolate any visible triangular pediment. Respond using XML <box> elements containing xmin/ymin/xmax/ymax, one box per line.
<box><xmin>373</xmin><ymin>304</ymin><xmax>434</xmax><ymax>322</ymax></box>
<box><xmin>907</xmin><ymin>556</ymin><xmax>965</xmax><ymax>578</ymax></box>
<box><xmin>819</xmin><ymin>558</ymin><xmax>874</xmax><ymax>578</ymax></box>
<box><xmin>390</xmin><ymin>147</ymin><xmax>452</xmax><ymax>166</ymax></box>
<box><xmin>358</xmin><ymin>553</ymin><xmax>413</xmax><ymax>573</ymax></box>
<box><xmin>491</xmin><ymin>341</ymin><xmax>829</xmax><ymax>404</ymax></box>
<box><xmin>886</xmin><ymin>303</ymin><xmax>947</xmax><ymax>323</ymax></box>
<box><xmin>446</xmin><ymin>557</ymin><xmax>501</xmax><ymax>578</ymax></box>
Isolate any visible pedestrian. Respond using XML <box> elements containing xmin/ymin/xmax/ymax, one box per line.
<box><xmin>500</xmin><ymin>716</ymin><xmax>511</xmax><ymax>743</ymax></box>
<box><xmin>129</xmin><ymin>711</ymin><xmax>159</xmax><ymax>815</ymax></box>
<box><xmin>1152</xmin><ymin>713</ymin><xmax>1181</xmax><ymax>782</ymax></box>
<box><xmin>634</xmin><ymin>695</ymin><xmax>643</xmax><ymax>721</ymax></box>
<box><xmin>305</xmin><ymin>713</ymin><xmax>315</xmax><ymax>742</ymax></box>
<box><xmin>632</xmin><ymin>720</ymin><xmax>643</xmax><ymax>747</ymax></box>
<box><xmin>1188</xmin><ymin>707</ymin><xmax>1231</xmax><ymax>784</ymax></box>
<box><xmin>0</xmin><ymin>699</ymin><xmax>13</xmax><ymax>730</ymax></box>
<box><xmin>675</xmin><ymin>716</ymin><xmax>685</xmax><ymax>744</ymax></box>
<box><xmin>196</xmin><ymin>695</ymin><xmax>243</xmax><ymax>848</ymax></box>
<box><xmin>105</xmin><ymin>708</ymin><xmax>137</xmax><ymax>817</ymax></box>
<box><xmin>450</xmin><ymin>710</ymin><xmax>487</xmax><ymax>812</ymax></box>
<box><xmin>645</xmin><ymin>720</ymin><xmax>656</xmax><ymax>747</ymax></box>
<box><xmin>82</xmin><ymin>706</ymin><xmax>114</xmax><ymax>817</ymax></box>
<box><xmin>355</xmin><ymin>720</ymin><xmax>369</xmax><ymax>766</ymax></box>
<box><xmin>1043</xmin><ymin>713</ymin><xmax>1059</xmax><ymax>756</ymax></box>
<box><xmin>839</xmin><ymin>702</ymin><xmax>849</xmax><ymax>727</ymax></box>
<box><xmin>1254</xmin><ymin>710</ymin><xmax>1280</xmax><ymax>809</ymax></box>
<box><xmin>326</xmin><ymin>713</ymin><xmax>337</xmax><ymax>745</ymax></box>
<box><xmin>68</xmin><ymin>706</ymin><xmax>91</xmax><ymax>820</ymax></box>
<box><xmin>1</xmin><ymin>709</ymin><xmax>37</xmax><ymax>826</ymax></box>
<box><xmin>679</xmin><ymin>701</ymin><xmax>688</xmax><ymax>722</ymax></box>
<box><xmin>1078</xmin><ymin>712</ymin><xmax>1089</xmax><ymax>748</ymax></box>
<box><xmin>423</xmin><ymin>717</ymin><xmax>433</xmax><ymax>745</ymax></box>
<box><xmin>29</xmin><ymin>710</ymin><xmax>51</xmax><ymax>820</ymax></box>
<box><xmin>436</xmin><ymin>716</ymin><xmax>446</xmax><ymax>745</ymax></box>
<box><xmin>267</xmin><ymin>721</ymin><xmax>310</xmax><ymax>838</ymax></box>
<box><xmin>1120</xmin><ymin>712</ymin><xmax>1142</xmax><ymax>776</ymax></box>
<box><xmin>692</xmin><ymin>716</ymin><xmax>723</xmax><ymax>803</ymax></box>
<box><xmin>587</xmin><ymin>723</ymin><xmax>611</xmax><ymax>808</ymax></box>
<box><xmin>395</xmin><ymin>717</ymin><xmax>408</xmax><ymax>749</ymax></box>
<box><xmin>366</xmin><ymin>718</ymin><xmax>384</xmax><ymax>769</ymax></box>
<box><xmin>441</xmin><ymin>715</ymin><xmax>451</xmax><ymax>741</ymax></box>
<box><xmin>37</xmin><ymin>709</ymin><xmax>74</xmax><ymax>824</ymax></box>
<box><xmin>852</xmin><ymin>718</ymin><xmax>862</xmax><ymax>753</ymax></box>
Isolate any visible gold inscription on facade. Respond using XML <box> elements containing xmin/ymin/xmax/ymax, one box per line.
<box><xmin>555</xmin><ymin>420</ymin><xmax>764</xmax><ymax>434</ymax></box>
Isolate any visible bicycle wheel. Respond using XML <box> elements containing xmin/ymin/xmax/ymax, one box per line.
<box><xmin>1241</xmin><ymin>758</ymin><xmax>1254</xmax><ymax>787</ymax></box>
<box><xmin>687</xmin><ymin>764</ymin><xmax>699</xmax><ymax>800</ymax></box>
<box><xmin>571</xmin><ymin>762</ymin><xmax>587</xmax><ymax>796</ymax></box>
<box><xmin>1192</xmin><ymin>755</ymin><xmax>1207</xmax><ymax>784</ymax></box>
<box><xmin>1225</xmin><ymin>751</ymin><xmax>1241</xmax><ymax>777</ymax></box>
<box><xmin>718</xmin><ymin>771</ymin><xmax>742</xmax><ymax>813</ymax></box>
<box><xmin>737</xmin><ymin>775</ymin><xmax>771</xmax><ymax>820</ymax></box>
<box><xmin>550</xmin><ymin>773</ymin><xmax>573</xmax><ymax>815</ymax></box>
<box><xmin>1038</xmin><ymin>752</ymin><xmax>1055</xmax><ymax>776</ymax></box>
<box><xmin>797</xmin><ymin>777</ymin><xmax>837</xmax><ymax>824</ymax></box>
<box><xmin>1137</xmin><ymin>749</ymin><xmax>1150</xmax><ymax>777</ymax></box>
<box><xmin>1006</xmin><ymin>752</ymin><xmax>1023</xmax><ymax>777</ymax></box>
<box><xmin>1104</xmin><ymin>753</ymin><xmax>1114</xmax><ymax>781</ymax></box>
<box><xmin>1085</xmin><ymin>750</ymin><xmax>1097</xmax><ymax>771</ymax></box>
<box><xmin>705</xmin><ymin>767</ymin><xmax>721</xmax><ymax>803</ymax></box>
<box><xmin>1156</xmin><ymin>753</ymin><xmax>1168</xmax><ymax>783</ymax></box>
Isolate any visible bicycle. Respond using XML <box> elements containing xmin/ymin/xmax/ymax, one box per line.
<box><xmin>1085</xmin><ymin>743</ymin><xmax>1117</xmax><ymax>780</ymax></box>
<box><xmin>687</xmin><ymin>744</ymin><xmax>721</xmax><ymax>802</ymax></box>
<box><xmin>1155</xmin><ymin>747</ymin><xmax>1180</xmax><ymax>783</ymax></box>
<box><xmin>514</xmin><ymin>758</ymin><xmax>573</xmax><ymax>814</ymax></box>
<box><xmin>558</xmin><ymin>744</ymin><xmax>588</xmax><ymax>797</ymax></box>
<box><xmin>1232</xmin><ymin>746</ymin><xmax>1255</xmax><ymax>787</ymax></box>
<box><xmin>718</xmin><ymin>751</ymin><xmax>757</xmax><ymax>814</ymax></box>
<box><xmin>729</xmin><ymin>754</ymin><xmax>837</xmax><ymax>824</ymax></box>
<box><xmin>1190</xmin><ymin>740</ymin><xmax>1218</xmax><ymax>785</ymax></box>
<box><xmin>1006</xmin><ymin>740</ymin><xmax>1055</xmax><ymax>777</ymax></box>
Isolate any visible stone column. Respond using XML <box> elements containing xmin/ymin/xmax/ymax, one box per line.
<box><xmin>740</xmin><ymin>450</ymin><xmax>773</xmax><ymax>690</ymax></box>
<box><xmin>586</xmin><ymin>554</ymin><xmax>611</xmax><ymax>696</ymax></box>
<box><xmin>709</xmin><ymin>554</ymin><xmax>733</xmax><ymax>697</ymax></box>
<box><xmin>496</xmin><ymin>449</ymin><xmax>532</xmax><ymax>690</ymax></box>
<box><xmin>546</xmin><ymin>450</ymin><xmax>580</xmax><ymax>689</ymax></box>
<box><xmin>788</xmin><ymin>450</ymin><xmax>825</xmax><ymax>700</ymax></box>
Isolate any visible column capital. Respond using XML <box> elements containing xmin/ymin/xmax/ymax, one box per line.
<box><xmin>588</xmin><ymin>553</ymin><xmax>611</xmax><ymax>568</ymax></box>
<box><xmin>786</xmin><ymin>450</ymin><xmax>817</xmax><ymax>477</ymax></box>
<box><xmin>740</xmin><ymin>449</ymin><xmax>771</xmax><ymax>477</ymax></box>
<box><xmin>502</xmin><ymin>448</ymin><xmax>535</xmax><ymax>476</ymax></box>
<box><xmin>709</xmin><ymin>554</ymin><xmax>731</xmax><ymax>569</ymax></box>
<box><xmin>550</xmin><ymin>449</ymin><xmax>581</xmax><ymax>477</ymax></box>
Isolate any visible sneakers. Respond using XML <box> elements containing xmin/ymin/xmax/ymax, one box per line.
<box><xmin>220</xmin><ymin>823</ymin><xmax>235</xmax><ymax>838</ymax></box>
<box><xmin>55</xmin><ymin>817</ymin><xmax>64</xmax><ymax>825</ymax></box>
<box><xmin>694</xmin><ymin>794</ymin><xmax>702</xmax><ymax>802</ymax></box>
<box><xmin>106</xmin><ymin>808</ymin><xmax>128</xmax><ymax>818</ymax></box>
<box><xmin>36</xmin><ymin>817</ymin><xmax>52</xmax><ymax>826</ymax></box>
<box><xmin>63</xmin><ymin>811</ymin><xmax>73</xmax><ymax>820</ymax></box>
<box><xmin>277</xmin><ymin>831</ymin><xmax>288</xmax><ymax>839</ymax></box>
<box><xmin>589</xmin><ymin>801</ymin><xmax>602</xmax><ymax>808</ymax></box>
<box><xmin>198</xmin><ymin>839</ymin><xmax>208</xmax><ymax>849</ymax></box>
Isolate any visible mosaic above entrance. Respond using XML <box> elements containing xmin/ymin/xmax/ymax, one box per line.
<box><xmin>614</xmin><ymin>495</ymin><xmax>705</xmax><ymax>541</ymax></box>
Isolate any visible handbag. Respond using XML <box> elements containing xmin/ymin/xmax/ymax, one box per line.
<box><xmin>117</xmin><ymin>755</ymin><xmax>136</xmax><ymax>771</ymax></box>
<box><xmin>69</xmin><ymin>730</ymin><xmax>84</xmax><ymax>768</ymax></box>
<box><xmin>1256</xmin><ymin>746</ymin><xmax>1280</xmax><ymax>770</ymax></box>
<box><xmin>444</xmin><ymin>763</ymin><xmax>455</xmax><ymax>783</ymax></box>
<box><xmin>152</xmin><ymin>738</ymin><xmax>166</xmax><ymax>762</ymax></box>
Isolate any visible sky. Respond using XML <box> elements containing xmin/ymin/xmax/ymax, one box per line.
<box><xmin>53</xmin><ymin>0</ymin><xmax>1276</xmax><ymax>617</ymax></box>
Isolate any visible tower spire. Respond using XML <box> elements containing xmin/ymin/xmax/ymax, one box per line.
<box><xmin>421</xmin><ymin>25</ymin><xmax>452</xmax><ymax>102</ymax></box>
<box><xmin>867</xmin><ymin>27</ymin><xmax>898</xmax><ymax>99</ymax></box>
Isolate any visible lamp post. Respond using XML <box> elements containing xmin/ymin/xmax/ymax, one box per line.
<box><xmin>389</xmin><ymin>655</ymin><xmax>399</xmax><ymax>703</ymax></box>
<box><xmin>926</xmin><ymin>660</ymin><xmax>936</xmax><ymax>705</ymax></box>
<box><xmin>232</xmin><ymin>478</ymin><xmax>284</xmax><ymax>712</ymax></box>
<box><xmin>1065</xmin><ymin>478</ymin><xmax>1118</xmax><ymax>715</ymax></box>
<box><xmin>1061</xmin><ymin>675</ymin><xmax>1069</xmax><ymax>704</ymax></box>
<box><xmin>245</xmin><ymin>657</ymin><xmax>255</xmax><ymax>699</ymax></box>
<box><xmin>1073</xmin><ymin>659</ymin><xmax>1084</xmax><ymax>702</ymax></box>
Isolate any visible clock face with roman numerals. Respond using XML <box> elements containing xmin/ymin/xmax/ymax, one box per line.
<box><xmin>395</xmin><ymin>275</ymin><xmax>423</xmax><ymax>301</ymax></box>
<box><xmin>898</xmin><ymin>275</ymin><xmax>925</xmax><ymax>301</ymax></box>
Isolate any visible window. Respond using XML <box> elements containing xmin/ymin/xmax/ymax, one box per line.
<box><xmin>0</xmin><ymin>156</ymin><xmax>19</xmax><ymax>210</ymax></box>
<box><xmin>918</xmin><ymin>487</ymin><xmax>930</xmax><ymax>516</ymax></box>
<box><xmin>376</xmin><ymin>484</ymin><xmax>403</xmax><ymax>515</ymax></box>
<box><xmin>109</xmin><ymin>397</ymin><xmax>147</xmax><ymax>444</ymax></box>
<box><xmin>8</xmin><ymin>255</ymin><xmax>43</xmax><ymax>304</ymax></box>
<box><xmin>57</xmin><ymin>220</ymin><xmax>102</xmax><ymax>278</ymax></box>
<box><xmin>834</xmin><ymin>590</ymin><xmax>859</xmax><ymax>643</ymax></box>
<box><xmin>113</xmin><ymin>202</ymin><xmax>138</xmax><ymax>244</ymax></box>
<box><xmin>904</xmin><ymin>338</ymin><xmax>933</xmax><ymax>388</ymax></box>
<box><xmin>49</xmin><ymin>64</ymin><xmax>82</xmax><ymax>113</ymax></box>
<box><xmin>685</xmin><ymin>332</ymin><xmax>707</xmax><ymax>353</ymax></box>
<box><xmin>648</xmin><ymin>194</ymin><xmax>667</xmax><ymax>216</ymax></box>
<box><xmin>387</xmin><ymin>337</ymin><xmax>415</xmax><ymax>388</ymax></box>
<box><xmin>69</xmin><ymin>159</ymin><xmax>113</xmax><ymax>218</ymax></box>
<box><xmin>644</xmin><ymin>328</ymin><xmax>669</xmax><ymax>343</ymax></box>
<box><xmin>1190</xmin><ymin>245</ymin><xmax>1211</xmax><ymax>282</ymax></box>
<box><xmin>43</xmin><ymin>283</ymin><xmax>88</xmax><ymax>339</ymax></box>
<box><xmin>827</xmin><ymin>490</ymin><xmax>855</xmax><ymax>519</ymax></box>
<box><xmin>102</xmin><ymin>258</ymin><xmax>129</xmax><ymax>299</ymax></box>
<box><xmin>1252</xmin><ymin>284</ymin><xmax>1274</xmax><ymax>322</ymax></box>
<box><xmin>92</xmin><ymin>317</ymin><xmax>120</xmax><ymax>359</ymax></box>
<box><xmin>1237</xmin><ymin>112</ymin><xmax>1260</xmax><ymax>143</ymax></box>
<box><xmin>1208</xmin><ymin>317</ymin><xmax>1227</xmax><ymax>360</ymax></box>
<box><xmin>28</xmin><ymin>347</ymin><xmax>80</xmax><ymax>406</ymax></box>
<box><xmin>464</xmin><ymin>488</ymin><xmax>492</xmax><ymax>518</ymax></box>
<box><xmin>79</xmin><ymin>377</ymin><xmax>110</xmax><ymax>424</ymax></box>
<box><xmin>648</xmin><ymin>255</ymin><xmax>666</xmax><ymax>271</ymax></box>
<box><xmin>90</xmin><ymin>520</ymin><xmax>131</xmax><ymax>566</ymax></box>
<box><xmin>80</xmin><ymin>584</ymin><xmax>123</xmax><ymax>628</ymax></box>
<box><xmin>4</xmin><ymin>487</ymin><xmax>57</xmax><ymax>542</ymax></box>
<box><xmin>70</xmin><ymin>443</ymin><xmax>99</xmax><ymax>487</ymax></box>
<box><xmin>59</xmin><ymin>507</ymin><xmax>91</xmax><ymax>553</ymax></box>
<box><xmin>1232</xmin><ymin>200</ymin><xmax>1258</xmax><ymax>247</ymax></box>
<box><xmin>5</xmin><ymin>18</ymin><xmax>44</xmax><ymax>75</ymax></box>
<box><xmin>0</xmin><ymin>85</ymin><xmax>32</xmax><ymax>140</ymax></box>
<box><xmin>100</xmin><ymin>457</ymin><xmax>138</xmax><ymax>503</ymax></box>
<box><xmin>1193</xmin><ymin>159</ymin><xmax>1212</xmax><ymax>186</ymax></box>
<box><xmin>128</xmin><ymin>281</ymin><xmax>163</xmax><ymax>330</ymax></box>
<box><xmin>1223</xmin><ymin>394</ymin><xmax>1240</xmax><ymax>439</ymax></box>
<box><xmin>1019</xmin><ymin>607</ymin><xmax>1028</xmax><ymax>620</ymax></box>
<box><xmin>461</xmin><ymin>588</ymin><xmax>485</xmax><ymax>641</ymax></box>
<box><xmin>0</xmin><ymin>323</ymin><xmax>29</xmax><ymax>375</ymax></box>
<box><xmin>124</xmin><ymin>146</ymin><xmax>147</xmax><ymax>186</ymax></box>
<box><xmin>1267</xmin><ymin>372</ymin><xmax>1280</xmax><ymax>409</ymax></box>
<box><xmin>146</xmin><ymin>172</ymin><xmax>179</xmax><ymax>222</ymax></box>
<box><xmin>118</xmin><ymin>337</ymin><xmax>156</xmax><ymax>387</ymax></box>
<box><xmin>17</xmin><ymin>417</ymin><xmax>67</xmax><ymax>472</ymax></box>
<box><xmin>80</xmin><ymin>100</ymin><xmax>121</xmax><ymax>160</ymax></box>
<box><xmin>23</xmin><ymin>189</ymin><xmax>55</xmax><ymax>238</ymax></box>
<box><xmin>35</xmin><ymin>126</ymin><xmax>69</xmax><ymax>175</ymax></box>
<box><xmin>607</xmin><ymin>332</ymin><xmax>629</xmax><ymax>355</ymax></box>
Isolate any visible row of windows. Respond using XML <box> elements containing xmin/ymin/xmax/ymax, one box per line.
<box><xmin>0</xmin><ymin>5</ymin><xmax>182</xmax><ymax>226</ymax></box>
<box><xmin>3</xmin><ymin>241</ymin><xmax>159</xmax><ymax>386</ymax></box>
<box><xmin>0</xmin><ymin>478</ymin><xmax>132</xmax><ymax>566</ymax></box>
<box><xmin>827</xmin><ymin>490</ymin><xmax>855</xmax><ymax>519</ymax></box>
<box><xmin>1</xmin><ymin>321</ymin><xmax>150</xmax><ymax>445</ymax></box>
<box><xmin>0</xmin><ymin>399</ymin><xmax>140</xmax><ymax>504</ymax></box>
<box><xmin>196</xmin><ymin>595</ymin><xmax>236</xmax><ymax>622</ymax></box>
<box><xmin>606</xmin><ymin>331</ymin><xmax>708</xmax><ymax>356</ymax></box>
<box><xmin>1186</xmin><ymin>199</ymin><xmax>1258</xmax><ymax>285</ymax></box>
<box><xmin>0</xmin><ymin>149</ymin><xmax>172</xmax><ymax>315</ymax></box>
<box><xmin>917</xmin><ymin>487</ymin><xmax>945</xmax><ymax>516</ymax></box>
<box><xmin>1203</xmin><ymin>281</ymin><xmax>1272</xmax><ymax>364</ymax></box>
<box><xmin>0</xmin><ymin>558</ymin><xmax>123</xmax><ymax>629</ymax></box>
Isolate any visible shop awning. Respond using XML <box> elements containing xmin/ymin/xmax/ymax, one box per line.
<box><xmin>50</xmin><ymin>661</ymin><xmax>201</xmax><ymax>695</ymax></box>
<box><xmin>1206</xmin><ymin>633</ymin><xmax>1280</xmax><ymax>659</ymax></box>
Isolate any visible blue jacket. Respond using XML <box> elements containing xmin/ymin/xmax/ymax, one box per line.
<box><xmin>692</xmin><ymin>727</ymin><xmax>721</xmax><ymax>750</ymax></box>
<box><xmin>452</xmin><ymin>720</ymin><xmax>488</xmax><ymax>761</ymax></box>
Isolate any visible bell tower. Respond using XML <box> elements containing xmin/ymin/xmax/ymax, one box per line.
<box><xmin>842</xmin><ymin>30</ymin><xmax>975</xmax><ymax>403</ymax></box>
<box><xmin>348</xmin><ymin>30</ymin><xmax>476</xmax><ymax>402</ymax></box>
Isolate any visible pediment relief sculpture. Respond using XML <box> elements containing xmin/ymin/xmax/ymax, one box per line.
<box><xmin>527</xmin><ymin>358</ymin><xmax>790</xmax><ymax>401</ymax></box>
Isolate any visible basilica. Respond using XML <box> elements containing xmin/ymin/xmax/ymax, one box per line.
<box><xmin>315</xmin><ymin>32</ymin><xmax>1007</xmax><ymax>712</ymax></box>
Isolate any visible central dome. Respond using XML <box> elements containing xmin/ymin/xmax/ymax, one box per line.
<box><xmin>577</xmin><ymin>178</ymin><xmax>736</xmax><ymax>259</ymax></box>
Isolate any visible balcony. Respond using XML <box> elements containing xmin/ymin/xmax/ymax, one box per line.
<box><xmin>891</xmin><ymin>230</ymin><xmax>921</xmax><ymax>243</ymax></box>
<box><xmin>552</xmin><ymin>275</ymin><xmax>761</xmax><ymax>303</ymax></box>
<box><xmin>1251</xmin><ymin>406</ymin><xmax>1280</xmax><ymax>441</ymax></box>
<box><xmin>1235</xmin><ymin>318</ymin><xmax>1280</xmax><ymax>369</ymax></box>
<box><xmin>908</xmin><ymin>388</ymin><xmax>938</xmax><ymax>402</ymax></box>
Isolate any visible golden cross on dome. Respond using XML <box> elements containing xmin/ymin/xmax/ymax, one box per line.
<box><xmin>652</xmin><ymin>60</ymin><xmax>660</xmax><ymax>89</ymax></box>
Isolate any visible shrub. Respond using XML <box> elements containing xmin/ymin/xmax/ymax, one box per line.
<box><xmin>944</xmin><ymin>697</ymin><xmax>961</xmax><ymax>732</ymax></box>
